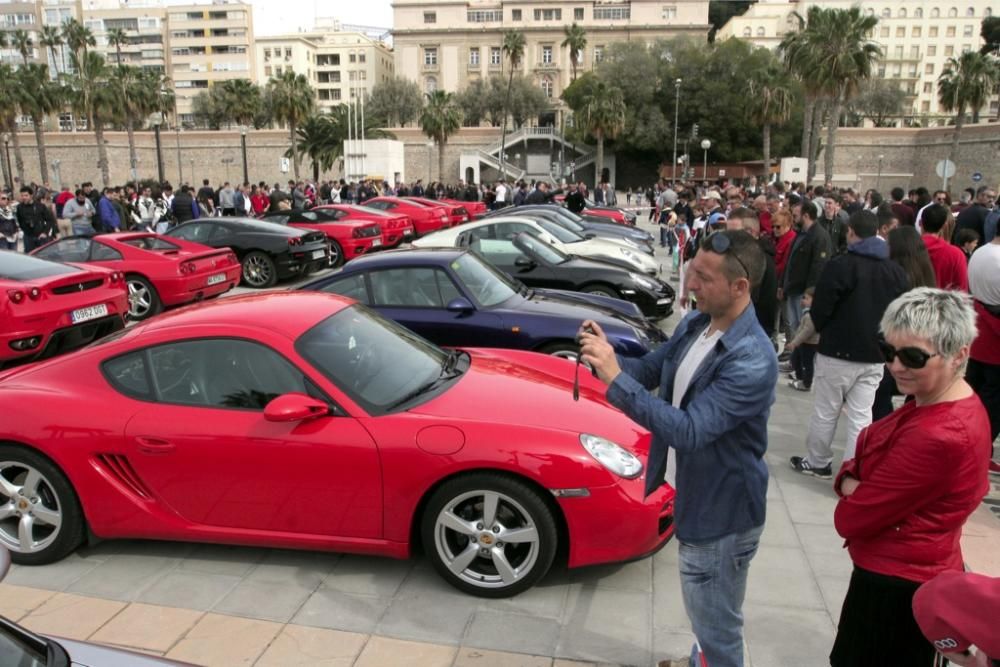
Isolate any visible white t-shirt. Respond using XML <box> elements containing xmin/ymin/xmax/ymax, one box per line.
<box><xmin>969</xmin><ymin>241</ymin><xmax>1000</xmax><ymax>305</ymax></box>
<box><xmin>495</xmin><ymin>184</ymin><xmax>507</xmax><ymax>203</ymax></box>
<box><xmin>664</xmin><ymin>327</ymin><xmax>723</xmax><ymax>487</ymax></box>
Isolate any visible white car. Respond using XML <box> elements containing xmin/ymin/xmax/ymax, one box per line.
<box><xmin>412</xmin><ymin>216</ymin><xmax>661</xmax><ymax>275</ymax></box>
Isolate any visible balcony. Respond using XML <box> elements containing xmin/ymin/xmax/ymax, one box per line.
<box><xmin>468</xmin><ymin>61</ymin><xmax>481</xmax><ymax>70</ymax></box>
<box><xmin>421</xmin><ymin>61</ymin><xmax>439</xmax><ymax>72</ymax></box>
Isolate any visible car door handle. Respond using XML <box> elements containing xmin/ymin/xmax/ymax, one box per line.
<box><xmin>135</xmin><ymin>437</ymin><xmax>175</xmax><ymax>455</ymax></box>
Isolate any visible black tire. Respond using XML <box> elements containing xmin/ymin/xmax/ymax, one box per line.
<box><xmin>328</xmin><ymin>240</ymin><xmax>345</xmax><ymax>268</ymax></box>
<box><xmin>421</xmin><ymin>472</ymin><xmax>557</xmax><ymax>598</ymax></box>
<box><xmin>0</xmin><ymin>445</ymin><xmax>85</xmax><ymax>565</ymax></box>
<box><xmin>241</xmin><ymin>250</ymin><xmax>278</xmax><ymax>288</ymax></box>
<box><xmin>125</xmin><ymin>274</ymin><xmax>162</xmax><ymax>321</ymax></box>
<box><xmin>582</xmin><ymin>284</ymin><xmax>620</xmax><ymax>299</ymax></box>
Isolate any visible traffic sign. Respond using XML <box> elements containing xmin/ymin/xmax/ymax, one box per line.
<box><xmin>935</xmin><ymin>159</ymin><xmax>956</xmax><ymax>179</ymax></box>
<box><xmin>972</xmin><ymin>172</ymin><xmax>983</xmax><ymax>182</ymax></box>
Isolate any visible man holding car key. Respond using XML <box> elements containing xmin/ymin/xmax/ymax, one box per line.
<box><xmin>579</xmin><ymin>229</ymin><xmax>777</xmax><ymax>667</ymax></box>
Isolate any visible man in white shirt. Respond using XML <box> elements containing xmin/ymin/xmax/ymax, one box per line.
<box><xmin>495</xmin><ymin>181</ymin><xmax>508</xmax><ymax>208</ymax></box>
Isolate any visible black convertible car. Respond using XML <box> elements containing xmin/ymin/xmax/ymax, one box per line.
<box><xmin>484</xmin><ymin>205</ymin><xmax>654</xmax><ymax>253</ymax></box>
<box><xmin>166</xmin><ymin>217</ymin><xmax>329</xmax><ymax>288</ymax></box>
<box><xmin>460</xmin><ymin>231</ymin><xmax>674</xmax><ymax>319</ymax></box>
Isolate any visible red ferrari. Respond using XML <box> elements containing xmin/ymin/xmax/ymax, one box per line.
<box><xmin>1</xmin><ymin>251</ymin><xmax>128</xmax><ymax>367</ymax></box>
<box><xmin>363</xmin><ymin>197</ymin><xmax>450</xmax><ymax>237</ymax></box>
<box><xmin>442</xmin><ymin>198</ymin><xmax>486</xmax><ymax>220</ymax></box>
<box><xmin>0</xmin><ymin>292</ymin><xmax>674</xmax><ymax>597</ymax></box>
<box><xmin>32</xmin><ymin>233</ymin><xmax>241</xmax><ymax>321</ymax></box>
<box><xmin>315</xmin><ymin>204</ymin><xmax>415</xmax><ymax>249</ymax></box>
<box><xmin>405</xmin><ymin>197</ymin><xmax>468</xmax><ymax>226</ymax></box>
<box><xmin>259</xmin><ymin>209</ymin><xmax>382</xmax><ymax>267</ymax></box>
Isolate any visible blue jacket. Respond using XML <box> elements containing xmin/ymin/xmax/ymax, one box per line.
<box><xmin>607</xmin><ymin>304</ymin><xmax>777</xmax><ymax>543</ymax></box>
<box><xmin>97</xmin><ymin>196</ymin><xmax>119</xmax><ymax>231</ymax></box>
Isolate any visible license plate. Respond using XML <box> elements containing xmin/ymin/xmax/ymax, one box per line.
<box><xmin>371</xmin><ymin>238</ymin><xmax>382</xmax><ymax>247</ymax></box>
<box><xmin>71</xmin><ymin>303</ymin><xmax>108</xmax><ymax>324</ymax></box>
<box><xmin>312</xmin><ymin>249</ymin><xmax>326</xmax><ymax>260</ymax></box>
<box><xmin>207</xmin><ymin>273</ymin><xmax>226</xmax><ymax>286</ymax></box>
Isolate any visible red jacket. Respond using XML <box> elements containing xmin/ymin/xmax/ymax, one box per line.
<box><xmin>971</xmin><ymin>300</ymin><xmax>1000</xmax><ymax>365</ymax></box>
<box><xmin>774</xmin><ymin>229</ymin><xmax>797</xmax><ymax>282</ymax></box>
<box><xmin>923</xmin><ymin>234</ymin><xmax>969</xmax><ymax>291</ymax></box>
<box><xmin>834</xmin><ymin>394</ymin><xmax>990</xmax><ymax>583</ymax></box>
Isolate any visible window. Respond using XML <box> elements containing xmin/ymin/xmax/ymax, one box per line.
<box><xmin>512</xmin><ymin>9</ymin><xmax>522</xmax><ymax>20</ymax></box>
<box><xmin>921</xmin><ymin>100</ymin><xmax>931</xmax><ymax>112</ymax></box>
<box><xmin>423</xmin><ymin>11</ymin><xmax>436</xmax><ymax>23</ymax></box>
<box><xmin>33</xmin><ymin>238</ymin><xmax>93</xmax><ymax>263</ymax></box>
<box><xmin>963</xmin><ymin>44</ymin><xmax>972</xmax><ymax>53</ymax></box>
<box><xmin>896</xmin><ymin>26</ymin><xmax>905</xmax><ymax>38</ymax></box>
<box><xmin>103</xmin><ymin>352</ymin><xmax>152</xmax><ymax>400</ymax></box>
<box><xmin>930</xmin><ymin>26</ymin><xmax>939</xmax><ymax>37</ymax></box>
<box><xmin>139</xmin><ymin>18</ymin><xmax>159</xmax><ymax>30</ymax></box>
<box><xmin>359</xmin><ymin>53</ymin><xmax>366</xmax><ymax>63</ymax></box>
<box><xmin>925</xmin><ymin>63</ymin><xmax>935</xmax><ymax>74</ymax></box>
<box><xmin>662</xmin><ymin>5</ymin><xmax>677</xmax><ymax>19</ymax></box>
<box><xmin>910</xmin><ymin>46</ymin><xmax>920</xmax><ymax>58</ymax></box>
<box><xmin>490</xmin><ymin>47</ymin><xmax>501</xmax><ymax>65</ymax></box>
<box><xmin>881</xmin><ymin>8</ymin><xmax>891</xmax><ymax>17</ymax></box>
<box><xmin>541</xmin><ymin>75</ymin><xmax>553</xmax><ymax>98</ymax></box>
<box><xmin>987</xmin><ymin>8</ymin><xmax>994</xmax><ymax>17</ymax></box>
<box><xmin>898</xmin><ymin>7</ymin><xmax>907</xmax><ymax>17</ymax></box>
<box><xmin>316</xmin><ymin>54</ymin><xmax>340</xmax><ymax>66</ymax></box>
<box><xmin>915</xmin><ymin>7</ymin><xmax>923</xmax><ymax>18</ymax></box>
<box><xmin>932</xmin><ymin>7</ymin><xmax>940</xmax><ymax>17</ymax></box>
<box><xmin>91</xmin><ymin>242</ymin><xmax>122</xmax><ymax>261</ymax></box>
<box><xmin>534</xmin><ymin>8</ymin><xmax>563</xmax><ymax>20</ymax></box>
<box><xmin>913</xmin><ymin>27</ymin><xmax>922</xmax><ymax>37</ymax></box>
<box><xmin>594</xmin><ymin>6</ymin><xmax>629</xmax><ymax>20</ymax></box>
<box><xmin>319</xmin><ymin>273</ymin><xmax>369</xmax><ymax>304</ymax></box>
<box><xmin>425</xmin><ymin>76</ymin><xmax>437</xmax><ymax>92</ymax></box>
<box><xmin>756</xmin><ymin>27</ymin><xmax>765</xmax><ymax>37</ymax></box>
<box><xmin>542</xmin><ymin>45</ymin><xmax>553</xmax><ymax>64</ymax></box>
<box><xmin>894</xmin><ymin>45</ymin><xmax>904</xmax><ymax>58</ymax></box>
<box><xmin>945</xmin><ymin>45</ymin><xmax>954</xmax><ymax>55</ymax></box>
<box><xmin>964</xmin><ymin>25</ymin><xmax>974</xmax><ymax>36</ymax></box>
<box><xmin>331</xmin><ymin>89</ymin><xmax>341</xmax><ymax>100</ymax></box>
<box><xmin>928</xmin><ymin>45</ymin><xmax>936</xmax><ymax>56</ymax></box>
<box><xmin>349</xmin><ymin>53</ymin><xmax>356</xmax><ymax>63</ymax></box>
<box><xmin>467</xmin><ymin>9</ymin><xmax>502</xmax><ymax>22</ymax></box>
<box><xmin>469</xmin><ymin>47</ymin><xmax>480</xmax><ymax>65</ymax></box>
<box><xmin>594</xmin><ymin>46</ymin><xmax>604</xmax><ymax>63</ymax></box>
<box><xmin>370</xmin><ymin>268</ymin><xmax>460</xmax><ymax>307</ymax></box>
<box><xmin>880</xmin><ymin>26</ymin><xmax>890</xmax><ymax>38</ymax></box>
<box><xmin>743</xmin><ymin>27</ymin><xmax>752</xmax><ymax>37</ymax></box>
<box><xmin>892</xmin><ymin>64</ymin><xmax>901</xmax><ymax>77</ymax></box>
<box><xmin>923</xmin><ymin>82</ymin><xmax>933</xmax><ymax>93</ymax></box>
<box><xmin>948</xmin><ymin>7</ymin><xmax>958</xmax><ymax>17</ymax></box>
<box><xmin>966</xmin><ymin>6</ymin><xmax>975</xmax><ymax>16</ymax></box>
<box><xmin>909</xmin><ymin>65</ymin><xmax>918</xmax><ymax>77</ymax></box>
<box><xmin>0</xmin><ymin>13</ymin><xmax>36</xmax><ymax>27</ymax></box>
<box><xmin>423</xmin><ymin>47</ymin><xmax>437</xmax><ymax>65</ymax></box>
<box><xmin>575</xmin><ymin>7</ymin><xmax>585</xmax><ymax>20</ymax></box>
<box><xmin>263</xmin><ymin>48</ymin><xmax>271</xmax><ymax>60</ymax></box>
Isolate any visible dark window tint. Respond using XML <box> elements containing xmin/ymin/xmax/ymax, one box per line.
<box><xmin>120</xmin><ymin>237</ymin><xmax>181</xmax><ymax>251</ymax></box>
<box><xmin>493</xmin><ymin>222</ymin><xmax>537</xmax><ymax>240</ymax></box>
<box><xmin>370</xmin><ymin>267</ymin><xmax>460</xmax><ymax>307</ymax></box>
<box><xmin>318</xmin><ymin>273</ymin><xmax>369</xmax><ymax>304</ymax></box>
<box><xmin>300</xmin><ymin>210</ymin><xmax>342</xmax><ymax>222</ymax></box>
<box><xmin>102</xmin><ymin>351</ymin><xmax>152</xmax><ymax>399</ymax></box>
<box><xmin>33</xmin><ymin>238</ymin><xmax>92</xmax><ymax>263</ymax></box>
<box><xmin>209</xmin><ymin>224</ymin><xmax>235</xmax><ymax>243</ymax></box>
<box><xmin>171</xmin><ymin>223</ymin><xmax>213</xmax><ymax>243</ymax></box>
<box><xmin>262</xmin><ymin>214</ymin><xmax>290</xmax><ymax>225</ymax></box>
<box><xmin>0</xmin><ymin>250</ymin><xmax>81</xmax><ymax>280</ymax></box>
<box><xmin>91</xmin><ymin>242</ymin><xmax>123</xmax><ymax>261</ymax></box>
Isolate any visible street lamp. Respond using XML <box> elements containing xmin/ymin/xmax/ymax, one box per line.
<box><xmin>700</xmin><ymin>139</ymin><xmax>711</xmax><ymax>181</ymax></box>
<box><xmin>221</xmin><ymin>157</ymin><xmax>234</xmax><ymax>184</ymax></box>
<box><xmin>1</xmin><ymin>132</ymin><xmax>11</xmax><ymax>190</ymax></box>
<box><xmin>151</xmin><ymin>113</ymin><xmax>164</xmax><ymax>185</ymax></box>
<box><xmin>426</xmin><ymin>141</ymin><xmax>434</xmax><ymax>182</ymax></box>
<box><xmin>671</xmin><ymin>79</ymin><xmax>681</xmax><ymax>184</ymax></box>
<box><xmin>876</xmin><ymin>154</ymin><xmax>885</xmax><ymax>190</ymax></box>
<box><xmin>239</xmin><ymin>126</ymin><xmax>249</xmax><ymax>185</ymax></box>
<box><xmin>50</xmin><ymin>159</ymin><xmax>61</xmax><ymax>191</ymax></box>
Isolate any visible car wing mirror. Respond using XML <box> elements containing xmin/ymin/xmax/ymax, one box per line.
<box><xmin>584</xmin><ymin>233</ymin><xmax>596</xmax><ymax>239</ymax></box>
<box><xmin>514</xmin><ymin>255</ymin><xmax>536</xmax><ymax>268</ymax></box>
<box><xmin>446</xmin><ymin>297</ymin><xmax>475</xmax><ymax>313</ymax></box>
<box><xmin>264</xmin><ymin>393</ymin><xmax>330</xmax><ymax>422</ymax></box>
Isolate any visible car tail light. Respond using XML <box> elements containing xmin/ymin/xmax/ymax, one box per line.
<box><xmin>226</xmin><ymin>252</ymin><xmax>238</xmax><ymax>265</ymax></box>
<box><xmin>288</xmin><ymin>237</ymin><xmax>303</xmax><ymax>246</ymax></box>
<box><xmin>352</xmin><ymin>228</ymin><xmax>363</xmax><ymax>239</ymax></box>
<box><xmin>7</xmin><ymin>289</ymin><xmax>25</xmax><ymax>304</ymax></box>
<box><xmin>108</xmin><ymin>271</ymin><xmax>123</xmax><ymax>284</ymax></box>
<box><xmin>27</xmin><ymin>287</ymin><xmax>41</xmax><ymax>300</ymax></box>
<box><xmin>180</xmin><ymin>261</ymin><xmax>196</xmax><ymax>275</ymax></box>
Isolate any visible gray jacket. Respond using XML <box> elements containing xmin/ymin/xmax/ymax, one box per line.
<box><xmin>62</xmin><ymin>198</ymin><xmax>94</xmax><ymax>223</ymax></box>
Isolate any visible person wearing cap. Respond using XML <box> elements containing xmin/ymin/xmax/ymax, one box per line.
<box><xmin>913</xmin><ymin>571</ymin><xmax>1000</xmax><ymax>667</ymax></box>
<box><xmin>703</xmin><ymin>189</ymin><xmax>724</xmax><ymax>215</ymax></box>
<box><xmin>828</xmin><ymin>288</ymin><xmax>991</xmax><ymax>666</ymax></box>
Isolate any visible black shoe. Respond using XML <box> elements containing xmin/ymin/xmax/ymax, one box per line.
<box><xmin>778</xmin><ymin>351</ymin><xmax>792</xmax><ymax>362</ymax></box>
<box><xmin>790</xmin><ymin>456</ymin><xmax>832</xmax><ymax>479</ymax></box>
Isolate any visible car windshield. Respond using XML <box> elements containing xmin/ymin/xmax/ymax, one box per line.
<box><xmin>296</xmin><ymin>304</ymin><xmax>452</xmax><ymax>414</ymax></box>
<box><xmin>0</xmin><ymin>251</ymin><xmax>80</xmax><ymax>280</ymax></box>
<box><xmin>450</xmin><ymin>252</ymin><xmax>518</xmax><ymax>307</ymax></box>
<box><xmin>515</xmin><ymin>232</ymin><xmax>569</xmax><ymax>264</ymax></box>
<box><xmin>535</xmin><ymin>219</ymin><xmax>583</xmax><ymax>244</ymax></box>
<box><xmin>545</xmin><ymin>213</ymin><xmax>585</xmax><ymax>233</ymax></box>
<box><xmin>0</xmin><ymin>620</ymin><xmax>47</xmax><ymax>667</ymax></box>
<box><xmin>120</xmin><ymin>236</ymin><xmax>181</xmax><ymax>251</ymax></box>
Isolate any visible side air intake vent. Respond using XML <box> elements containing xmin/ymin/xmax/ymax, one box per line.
<box><xmin>95</xmin><ymin>454</ymin><xmax>153</xmax><ymax>499</ymax></box>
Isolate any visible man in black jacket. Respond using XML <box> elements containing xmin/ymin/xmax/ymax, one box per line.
<box><xmin>819</xmin><ymin>193</ymin><xmax>849</xmax><ymax>255</ymax></box>
<box><xmin>565</xmin><ymin>182</ymin><xmax>586</xmax><ymax>213</ymax></box>
<box><xmin>790</xmin><ymin>210</ymin><xmax>909</xmax><ymax>479</ymax></box>
<box><xmin>782</xmin><ymin>201</ymin><xmax>830</xmax><ymax>338</ymax></box>
<box><xmin>524</xmin><ymin>181</ymin><xmax>551</xmax><ymax>205</ymax></box>
<box><xmin>15</xmin><ymin>187</ymin><xmax>57</xmax><ymax>252</ymax></box>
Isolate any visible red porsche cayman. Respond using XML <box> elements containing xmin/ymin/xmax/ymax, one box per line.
<box><xmin>0</xmin><ymin>292</ymin><xmax>674</xmax><ymax>597</ymax></box>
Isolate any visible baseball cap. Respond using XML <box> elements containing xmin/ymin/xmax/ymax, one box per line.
<box><xmin>704</xmin><ymin>191</ymin><xmax>723</xmax><ymax>202</ymax></box>
<box><xmin>912</xmin><ymin>571</ymin><xmax>1000</xmax><ymax>658</ymax></box>
<box><xmin>708</xmin><ymin>212</ymin><xmax>727</xmax><ymax>227</ymax></box>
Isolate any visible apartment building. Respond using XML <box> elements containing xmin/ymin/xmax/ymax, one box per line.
<box><xmin>82</xmin><ymin>5</ymin><xmax>168</xmax><ymax>73</ymax></box>
<box><xmin>0</xmin><ymin>1</ymin><xmax>44</xmax><ymax>66</ymax></box>
<box><xmin>392</xmin><ymin>0</ymin><xmax>710</xmax><ymax>100</ymax></box>
<box><xmin>717</xmin><ymin>0</ymin><xmax>999</xmax><ymax>120</ymax></box>
<box><xmin>254</xmin><ymin>27</ymin><xmax>394</xmax><ymax>113</ymax></box>
<box><xmin>166</xmin><ymin>1</ymin><xmax>254</xmax><ymax>124</ymax></box>
<box><xmin>40</xmin><ymin>0</ymin><xmax>81</xmax><ymax>76</ymax></box>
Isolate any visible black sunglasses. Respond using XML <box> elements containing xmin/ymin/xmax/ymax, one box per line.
<box><xmin>708</xmin><ymin>233</ymin><xmax>750</xmax><ymax>279</ymax></box>
<box><xmin>878</xmin><ymin>339</ymin><xmax>939</xmax><ymax>369</ymax></box>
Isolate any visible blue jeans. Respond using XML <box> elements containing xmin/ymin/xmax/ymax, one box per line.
<box><xmin>679</xmin><ymin>524</ymin><xmax>764</xmax><ymax>667</ymax></box>
<box><xmin>784</xmin><ymin>293</ymin><xmax>803</xmax><ymax>339</ymax></box>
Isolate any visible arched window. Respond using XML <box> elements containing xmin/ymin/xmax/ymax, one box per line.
<box><xmin>931</xmin><ymin>7</ymin><xmax>940</xmax><ymax>17</ymax></box>
<box><xmin>987</xmin><ymin>7</ymin><xmax>994</xmax><ymax>17</ymax></box>
<box><xmin>948</xmin><ymin>7</ymin><xmax>958</xmax><ymax>17</ymax></box>
<box><xmin>540</xmin><ymin>75</ymin><xmax>553</xmax><ymax>98</ymax></box>
<box><xmin>743</xmin><ymin>26</ymin><xmax>752</xmax><ymax>37</ymax></box>
<box><xmin>425</xmin><ymin>76</ymin><xmax>437</xmax><ymax>92</ymax></box>
<box><xmin>882</xmin><ymin>8</ymin><xmax>891</xmax><ymax>17</ymax></box>
<box><xmin>756</xmin><ymin>26</ymin><xmax>766</xmax><ymax>36</ymax></box>
<box><xmin>966</xmin><ymin>6</ymin><xmax>975</xmax><ymax>16</ymax></box>
<box><xmin>865</xmin><ymin>7</ymin><xmax>875</xmax><ymax>15</ymax></box>
<box><xmin>915</xmin><ymin>7</ymin><xmax>923</xmax><ymax>17</ymax></box>
<box><xmin>898</xmin><ymin>7</ymin><xmax>907</xmax><ymax>17</ymax></box>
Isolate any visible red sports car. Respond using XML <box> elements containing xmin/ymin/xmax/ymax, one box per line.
<box><xmin>32</xmin><ymin>233</ymin><xmax>241</xmax><ymax>321</ymax></box>
<box><xmin>315</xmin><ymin>204</ymin><xmax>415</xmax><ymax>249</ymax></box>
<box><xmin>363</xmin><ymin>197</ymin><xmax>450</xmax><ymax>237</ymax></box>
<box><xmin>442</xmin><ymin>198</ymin><xmax>486</xmax><ymax>220</ymax></box>
<box><xmin>259</xmin><ymin>209</ymin><xmax>382</xmax><ymax>267</ymax></box>
<box><xmin>0</xmin><ymin>292</ymin><xmax>674</xmax><ymax>597</ymax></box>
<box><xmin>1</xmin><ymin>251</ymin><xmax>128</xmax><ymax>367</ymax></box>
<box><xmin>405</xmin><ymin>197</ymin><xmax>468</xmax><ymax>226</ymax></box>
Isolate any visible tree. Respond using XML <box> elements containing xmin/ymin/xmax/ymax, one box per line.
<box><xmin>779</xmin><ymin>10</ymin><xmax>824</xmax><ymax>177</ymax></box>
<box><xmin>499</xmin><ymin>30</ymin><xmax>526</xmax><ymax>178</ymax></box>
<box><xmin>847</xmin><ymin>81</ymin><xmax>907</xmax><ymax>127</ymax></box>
<box><xmin>292</xmin><ymin>113</ymin><xmax>343</xmax><ymax>182</ymax></box>
<box><xmin>747</xmin><ymin>60</ymin><xmax>795</xmax><ymax>179</ymax></box>
<box><xmin>981</xmin><ymin>16</ymin><xmax>1000</xmax><ymax>56</ymax></box>
<box><xmin>508</xmin><ymin>75</ymin><xmax>551</xmax><ymax>128</ymax></box>
<box><xmin>39</xmin><ymin>26</ymin><xmax>63</xmax><ymax>77</ymax></box>
<box><xmin>16</xmin><ymin>64</ymin><xmax>61</xmax><ymax>183</ymax></box>
<box><xmin>218</xmin><ymin>79</ymin><xmax>263</xmax><ymax>127</ymax></box>
<box><xmin>61</xmin><ymin>19</ymin><xmax>95</xmax><ymax>64</ymax></box>
<box><xmin>561</xmin><ymin>23</ymin><xmax>587</xmax><ymax>82</ymax></box>
<box><xmin>266</xmin><ymin>71</ymin><xmax>315</xmax><ymax>179</ymax></box>
<box><xmin>938</xmin><ymin>51</ymin><xmax>1000</xmax><ymax>171</ymax></box>
<box><xmin>11</xmin><ymin>29</ymin><xmax>32</xmax><ymax>66</ymax></box>
<box><xmin>455</xmin><ymin>78</ymin><xmax>491</xmax><ymax>126</ymax></box>
<box><xmin>708</xmin><ymin>0</ymin><xmax>755</xmax><ymax>42</ymax></box>
<box><xmin>420</xmin><ymin>90</ymin><xmax>462</xmax><ymax>183</ymax></box>
<box><xmin>366</xmin><ymin>76</ymin><xmax>424</xmax><ymax>127</ymax></box>
<box><xmin>68</xmin><ymin>51</ymin><xmax>116</xmax><ymax>186</ymax></box>
<box><xmin>111</xmin><ymin>65</ymin><xmax>159</xmax><ymax>182</ymax></box>
<box><xmin>106</xmin><ymin>28</ymin><xmax>128</xmax><ymax>65</ymax></box>
<box><xmin>578</xmin><ymin>80</ymin><xmax>626</xmax><ymax>182</ymax></box>
<box><xmin>0</xmin><ymin>63</ymin><xmax>24</xmax><ymax>184</ymax></box>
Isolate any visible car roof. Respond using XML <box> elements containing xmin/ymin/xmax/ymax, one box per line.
<box><xmin>336</xmin><ymin>247</ymin><xmax>467</xmax><ymax>270</ymax></box>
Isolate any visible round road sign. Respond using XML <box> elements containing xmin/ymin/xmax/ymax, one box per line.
<box><xmin>973</xmin><ymin>172</ymin><xmax>983</xmax><ymax>182</ymax></box>
<box><xmin>935</xmin><ymin>159</ymin><xmax>956</xmax><ymax>179</ymax></box>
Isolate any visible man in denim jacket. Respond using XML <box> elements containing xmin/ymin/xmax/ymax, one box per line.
<box><xmin>580</xmin><ymin>230</ymin><xmax>777</xmax><ymax>667</ymax></box>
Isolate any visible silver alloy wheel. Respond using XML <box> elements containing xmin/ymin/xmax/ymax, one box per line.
<box><xmin>550</xmin><ymin>349</ymin><xmax>579</xmax><ymax>361</ymax></box>
<box><xmin>127</xmin><ymin>279</ymin><xmax>153</xmax><ymax>319</ymax></box>
<box><xmin>433</xmin><ymin>489</ymin><xmax>541</xmax><ymax>590</ymax></box>
<box><xmin>329</xmin><ymin>243</ymin><xmax>341</xmax><ymax>267</ymax></box>
<box><xmin>0</xmin><ymin>461</ymin><xmax>62</xmax><ymax>554</ymax></box>
<box><xmin>243</xmin><ymin>254</ymin><xmax>273</xmax><ymax>287</ymax></box>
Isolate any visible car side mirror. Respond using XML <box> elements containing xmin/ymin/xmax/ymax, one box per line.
<box><xmin>514</xmin><ymin>255</ymin><xmax>536</xmax><ymax>268</ymax></box>
<box><xmin>446</xmin><ymin>297</ymin><xmax>475</xmax><ymax>313</ymax></box>
<box><xmin>264</xmin><ymin>393</ymin><xmax>329</xmax><ymax>422</ymax></box>
<box><xmin>584</xmin><ymin>233</ymin><xmax>596</xmax><ymax>239</ymax></box>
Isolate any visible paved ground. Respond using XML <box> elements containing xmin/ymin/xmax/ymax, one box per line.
<box><xmin>4</xmin><ymin>212</ymin><xmax>999</xmax><ymax>666</ymax></box>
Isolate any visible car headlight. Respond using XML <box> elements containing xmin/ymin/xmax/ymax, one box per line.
<box><xmin>629</xmin><ymin>272</ymin><xmax>657</xmax><ymax>290</ymax></box>
<box><xmin>580</xmin><ymin>434</ymin><xmax>644</xmax><ymax>479</ymax></box>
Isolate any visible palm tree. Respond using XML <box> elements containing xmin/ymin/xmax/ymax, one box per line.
<box><xmin>938</xmin><ymin>52</ymin><xmax>1000</xmax><ymax>171</ymax></box>
<box><xmin>110</xmin><ymin>65</ymin><xmax>156</xmax><ymax>180</ymax></box>
<box><xmin>579</xmin><ymin>81</ymin><xmax>626</xmax><ymax>182</ymax></box>
<box><xmin>62</xmin><ymin>19</ymin><xmax>95</xmax><ymax>64</ymax></box>
<box><xmin>68</xmin><ymin>51</ymin><xmax>116</xmax><ymax>186</ymax></box>
<box><xmin>779</xmin><ymin>9</ymin><xmax>831</xmax><ymax>180</ymax></box>
<box><xmin>499</xmin><ymin>30</ymin><xmax>526</xmax><ymax>178</ymax></box>
<box><xmin>0</xmin><ymin>63</ymin><xmax>23</xmax><ymax>185</ymax></box>
<box><xmin>562</xmin><ymin>23</ymin><xmax>587</xmax><ymax>82</ymax></box>
<box><xmin>292</xmin><ymin>113</ymin><xmax>344</xmax><ymax>182</ymax></box>
<box><xmin>747</xmin><ymin>62</ymin><xmax>796</xmax><ymax>181</ymax></box>
<box><xmin>17</xmin><ymin>64</ymin><xmax>61</xmax><ymax>183</ymax></box>
<box><xmin>106</xmin><ymin>28</ymin><xmax>128</xmax><ymax>65</ymax></box>
<box><xmin>266</xmin><ymin>70</ymin><xmax>315</xmax><ymax>179</ymax></box>
<box><xmin>12</xmin><ymin>29</ymin><xmax>33</xmax><ymax>66</ymax></box>
<box><xmin>39</xmin><ymin>26</ymin><xmax>63</xmax><ymax>77</ymax></box>
<box><xmin>420</xmin><ymin>90</ymin><xmax>462</xmax><ymax>182</ymax></box>
<box><xmin>218</xmin><ymin>79</ymin><xmax>263</xmax><ymax>127</ymax></box>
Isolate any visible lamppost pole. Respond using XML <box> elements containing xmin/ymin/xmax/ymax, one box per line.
<box><xmin>175</xmin><ymin>126</ymin><xmax>183</xmax><ymax>185</ymax></box>
<box><xmin>1</xmin><ymin>133</ymin><xmax>12</xmax><ymax>190</ymax></box>
<box><xmin>240</xmin><ymin>126</ymin><xmax>249</xmax><ymax>185</ymax></box>
<box><xmin>153</xmin><ymin>119</ymin><xmax>164</xmax><ymax>185</ymax></box>
<box><xmin>876</xmin><ymin>154</ymin><xmax>884</xmax><ymax>191</ymax></box>
<box><xmin>701</xmin><ymin>139</ymin><xmax>711</xmax><ymax>181</ymax></box>
<box><xmin>671</xmin><ymin>79</ymin><xmax>681</xmax><ymax>185</ymax></box>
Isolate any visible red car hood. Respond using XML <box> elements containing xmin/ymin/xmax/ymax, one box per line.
<box><xmin>409</xmin><ymin>348</ymin><xmax>650</xmax><ymax>454</ymax></box>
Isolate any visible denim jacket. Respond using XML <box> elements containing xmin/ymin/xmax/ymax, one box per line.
<box><xmin>606</xmin><ymin>304</ymin><xmax>777</xmax><ymax>543</ymax></box>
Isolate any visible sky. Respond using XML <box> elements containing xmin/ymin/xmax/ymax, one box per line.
<box><xmin>250</xmin><ymin>0</ymin><xmax>393</xmax><ymax>36</ymax></box>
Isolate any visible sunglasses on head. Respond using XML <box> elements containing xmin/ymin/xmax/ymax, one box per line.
<box><xmin>878</xmin><ymin>339</ymin><xmax>939</xmax><ymax>369</ymax></box>
<box><xmin>708</xmin><ymin>233</ymin><xmax>750</xmax><ymax>279</ymax></box>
